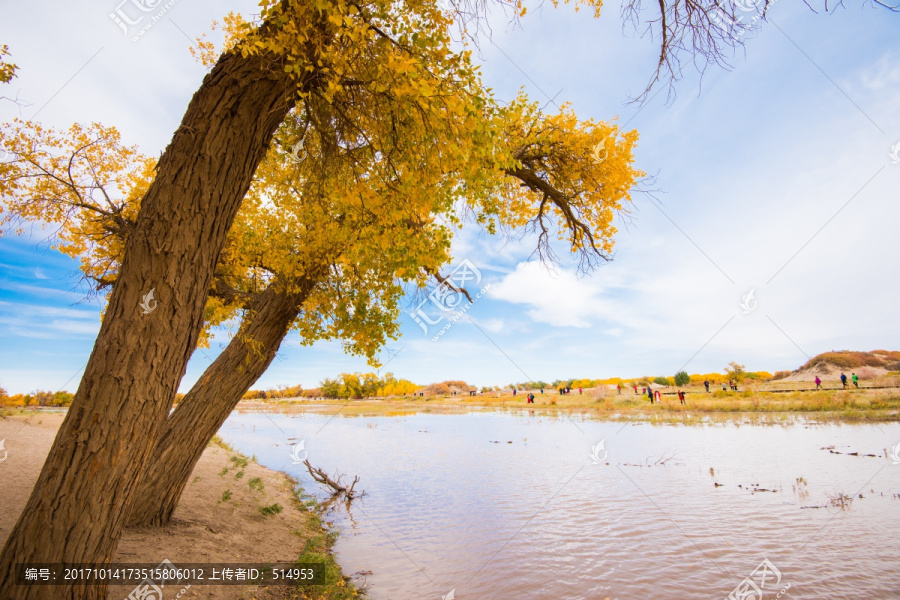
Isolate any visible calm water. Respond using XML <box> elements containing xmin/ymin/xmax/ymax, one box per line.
<box><xmin>219</xmin><ymin>410</ymin><xmax>900</xmax><ymax>599</ymax></box>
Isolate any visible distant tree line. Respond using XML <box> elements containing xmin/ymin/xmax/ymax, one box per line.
<box><xmin>0</xmin><ymin>388</ymin><xmax>74</xmax><ymax>407</ymax></box>
<box><xmin>242</xmin><ymin>372</ymin><xmax>421</xmax><ymax>400</ymax></box>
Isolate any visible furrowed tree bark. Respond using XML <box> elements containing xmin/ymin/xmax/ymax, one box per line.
<box><xmin>0</xmin><ymin>49</ymin><xmax>296</xmax><ymax>599</ymax></box>
<box><xmin>126</xmin><ymin>282</ymin><xmax>310</xmax><ymax>528</ymax></box>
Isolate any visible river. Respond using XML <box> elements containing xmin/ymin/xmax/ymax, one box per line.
<box><xmin>218</xmin><ymin>409</ymin><xmax>900</xmax><ymax>599</ymax></box>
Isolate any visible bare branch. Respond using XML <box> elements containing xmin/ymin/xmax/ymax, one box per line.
<box><xmin>426</xmin><ymin>266</ymin><xmax>474</xmax><ymax>303</ymax></box>
<box><xmin>303</xmin><ymin>459</ymin><xmax>364</xmax><ymax>501</ymax></box>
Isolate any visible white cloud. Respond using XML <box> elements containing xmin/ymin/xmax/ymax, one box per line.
<box><xmin>489</xmin><ymin>262</ymin><xmax>603</xmax><ymax>327</ymax></box>
<box><xmin>475</xmin><ymin>317</ymin><xmax>506</xmax><ymax>333</ymax></box>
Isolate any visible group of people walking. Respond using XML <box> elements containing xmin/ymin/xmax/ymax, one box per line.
<box><xmin>557</xmin><ymin>387</ymin><xmax>584</xmax><ymax>395</ymax></box>
<box><xmin>645</xmin><ymin>387</ymin><xmax>687</xmax><ymax>405</ymax></box>
<box><xmin>518</xmin><ymin>371</ymin><xmax>866</xmax><ymax>407</ymax></box>
<box><xmin>815</xmin><ymin>373</ymin><xmax>859</xmax><ymax>389</ymax></box>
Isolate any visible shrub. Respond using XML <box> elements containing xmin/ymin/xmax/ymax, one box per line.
<box><xmin>653</xmin><ymin>376</ymin><xmax>671</xmax><ymax>386</ymax></box>
<box><xmin>259</xmin><ymin>503</ymin><xmax>283</xmax><ymax>516</ymax></box>
<box><xmin>673</xmin><ymin>371</ymin><xmax>690</xmax><ymax>386</ymax></box>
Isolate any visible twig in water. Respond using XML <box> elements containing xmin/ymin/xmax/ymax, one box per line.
<box><xmin>304</xmin><ymin>459</ymin><xmax>364</xmax><ymax>501</ymax></box>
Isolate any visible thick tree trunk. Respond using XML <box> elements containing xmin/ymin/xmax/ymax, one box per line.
<box><xmin>126</xmin><ymin>283</ymin><xmax>309</xmax><ymax>528</ymax></box>
<box><xmin>0</xmin><ymin>50</ymin><xmax>296</xmax><ymax>599</ymax></box>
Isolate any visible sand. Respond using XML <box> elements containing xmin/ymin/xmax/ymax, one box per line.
<box><xmin>0</xmin><ymin>411</ymin><xmax>322</xmax><ymax>600</ymax></box>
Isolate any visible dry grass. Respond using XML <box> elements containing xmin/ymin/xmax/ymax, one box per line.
<box><xmin>241</xmin><ymin>385</ymin><xmax>900</xmax><ymax>423</ymax></box>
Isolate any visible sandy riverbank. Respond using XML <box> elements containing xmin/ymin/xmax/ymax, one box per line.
<box><xmin>0</xmin><ymin>411</ymin><xmax>356</xmax><ymax>600</ymax></box>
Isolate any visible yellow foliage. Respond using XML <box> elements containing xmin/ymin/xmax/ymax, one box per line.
<box><xmin>0</xmin><ymin>44</ymin><xmax>17</xmax><ymax>85</ymax></box>
<box><xmin>1</xmin><ymin>0</ymin><xmax>642</xmax><ymax>364</ymax></box>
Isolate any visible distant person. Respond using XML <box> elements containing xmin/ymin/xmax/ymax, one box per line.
<box><xmin>540</xmin><ymin>388</ymin><xmax>544</xmax><ymax>395</ymax></box>
<box><xmin>513</xmin><ymin>388</ymin><xmax>517</xmax><ymax>396</ymax></box>
<box><xmin>578</xmin><ymin>387</ymin><xmax>583</xmax><ymax>394</ymax></box>
<box><xmin>678</xmin><ymin>390</ymin><xmax>686</xmax><ymax>405</ymax></box>
<box><xmin>566</xmin><ymin>386</ymin><xmax>571</xmax><ymax>395</ymax></box>
<box><xmin>647</xmin><ymin>387</ymin><xmax>654</xmax><ymax>404</ymax></box>
<box><xmin>840</xmin><ymin>373</ymin><xmax>848</xmax><ymax>389</ymax></box>
<box><xmin>654</xmin><ymin>389</ymin><xmax>662</xmax><ymax>403</ymax></box>
<box><xmin>527</xmin><ymin>393</ymin><xmax>534</xmax><ymax>404</ymax></box>
<box><xmin>852</xmin><ymin>373</ymin><xmax>859</xmax><ymax>388</ymax></box>
<box><xmin>815</xmin><ymin>376</ymin><xmax>822</xmax><ymax>390</ymax></box>
<box><xmin>633</xmin><ymin>383</ymin><xmax>638</xmax><ymax>394</ymax></box>
<box><xmin>617</xmin><ymin>384</ymin><xmax>622</xmax><ymax>395</ymax></box>
<box><xmin>722</xmin><ymin>383</ymin><xmax>727</xmax><ymax>391</ymax></box>
<box><xmin>704</xmin><ymin>380</ymin><xmax>710</xmax><ymax>393</ymax></box>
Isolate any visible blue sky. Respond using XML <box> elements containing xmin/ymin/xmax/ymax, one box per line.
<box><xmin>1</xmin><ymin>1</ymin><xmax>898</xmax><ymax>393</ymax></box>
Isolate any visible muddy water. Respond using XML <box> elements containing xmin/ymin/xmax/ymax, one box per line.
<box><xmin>220</xmin><ymin>411</ymin><xmax>900</xmax><ymax>599</ymax></box>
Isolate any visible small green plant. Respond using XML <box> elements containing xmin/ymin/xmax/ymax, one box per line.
<box><xmin>235</xmin><ymin>470</ymin><xmax>245</xmax><ymax>479</ymax></box>
<box><xmin>218</xmin><ymin>467</ymin><xmax>229</xmax><ymax>477</ymax></box>
<box><xmin>293</xmin><ymin>532</ymin><xmax>352</xmax><ymax>595</ymax></box>
<box><xmin>248</xmin><ymin>477</ymin><xmax>264</xmax><ymax>491</ymax></box>
<box><xmin>192</xmin><ymin>476</ymin><xmax>201</xmax><ymax>485</ymax></box>
<box><xmin>259</xmin><ymin>503</ymin><xmax>283</xmax><ymax>516</ymax></box>
<box><xmin>210</xmin><ymin>435</ymin><xmax>236</xmax><ymax>452</ymax></box>
<box><xmin>674</xmin><ymin>371</ymin><xmax>690</xmax><ymax>386</ymax></box>
<box><xmin>221</xmin><ymin>489</ymin><xmax>232</xmax><ymax>502</ymax></box>
<box><xmin>230</xmin><ymin>455</ymin><xmax>249</xmax><ymax>468</ymax></box>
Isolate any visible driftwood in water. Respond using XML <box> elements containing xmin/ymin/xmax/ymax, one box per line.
<box><xmin>304</xmin><ymin>459</ymin><xmax>363</xmax><ymax>500</ymax></box>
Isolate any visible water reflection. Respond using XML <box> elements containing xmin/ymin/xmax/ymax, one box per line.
<box><xmin>220</xmin><ymin>411</ymin><xmax>900</xmax><ymax>599</ymax></box>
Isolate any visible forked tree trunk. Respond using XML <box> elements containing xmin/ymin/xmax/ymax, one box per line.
<box><xmin>126</xmin><ymin>283</ymin><xmax>309</xmax><ymax>528</ymax></box>
<box><xmin>0</xmin><ymin>50</ymin><xmax>297</xmax><ymax>599</ymax></box>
